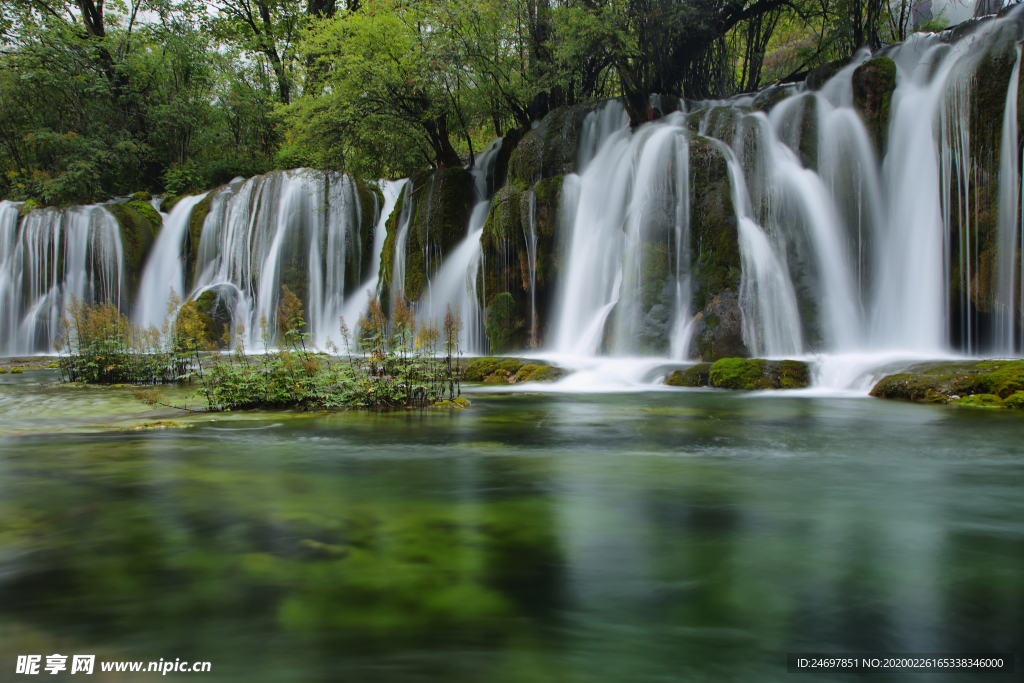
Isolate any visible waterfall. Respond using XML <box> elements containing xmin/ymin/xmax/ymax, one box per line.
<box><xmin>415</xmin><ymin>139</ymin><xmax>505</xmax><ymax>353</ymax></box>
<box><xmin>0</xmin><ymin>203</ymin><xmax>123</xmax><ymax>355</ymax></box>
<box><xmin>135</xmin><ymin>193</ymin><xmax>209</xmax><ymax>331</ymax></box>
<box><xmin>189</xmin><ymin>170</ymin><xmax>380</xmax><ymax>348</ymax></box>
<box><xmin>995</xmin><ymin>43</ymin><xmax>1023</xmax><ymax>354</ymax></box>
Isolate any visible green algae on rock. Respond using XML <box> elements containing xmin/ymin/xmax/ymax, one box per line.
<box><xmin>665</xmin><ymin>363</ymin><xmax>712</xmax><ymax>387</ymax></box>
<box><xmin>106</xmin><ymin>201</ymin><xmax>160</xmax><ymax>301</ymax></box>
<box><xmin>462</xmin><ymin>357</ymin><xmax>564</xmax><ymax>384</ymax></box>
<box><xmin>869</xmin><ymin>360</ymin><xmax>1024</xmax><ymax>405</ymax></box>
<box><xmin>707</xmin><ymin>358</ymin><xmax>810</xmax><ymax>390</ymax></box>
<box><xmin>852</xmin><ymin>57</ymin><xmax>897</xmax><ymax>158</ymax></box>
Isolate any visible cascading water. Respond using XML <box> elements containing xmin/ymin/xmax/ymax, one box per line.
<box><xmin>190</xmin><ymin>170</ymin><xmax>380</xmax><ymax>348</ymax></box>
<box><xmin>0</xmin><ymin>202</ymin><xmax>124</xmax><ymax>355</ymax></box>
<box><xmin>5</xmin><ymin>9</ymin><xmax>1024</xmax><ymax>387</ymax></box>
<box><xmin>135</xmin><ymin>193</ymin><xmax>209</xmax><ymax>330</ymax></box>
<box><xmin>415</xmin><ymin>139</ymin><xmax>504</xmax><ymax>353</ymax></box>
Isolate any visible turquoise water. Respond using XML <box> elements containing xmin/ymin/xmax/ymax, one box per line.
<box><xmin>0</xmin><ymin>373</ymin><xmax>1022</xmax><ymax>681</ymax></box>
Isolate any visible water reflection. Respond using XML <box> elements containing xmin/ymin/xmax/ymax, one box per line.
<box><xmin>0</xmin><ymin>389</ymin><xmax>1021</xmax><ymax>681</ymax></box>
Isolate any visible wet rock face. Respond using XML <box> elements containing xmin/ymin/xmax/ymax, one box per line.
<box><xmin>686</xmin><ymin>290</ymin><xmax>748</xmax><ymax>362</ymax></box>
<box><xmin>852</xmin><ymin>57</ymin><xmax>897</xmax><ymax>158</ymax></box>
<box><xmin>403</xmin><ymin>168</ymin><xmax>476</xmax><ymax>302</ymax></box>
<box><xmin>689</xmin><ymin>136</ymin><xmax>742</xmax><ymax>343</ymax></box>
<box><xmin>478</xmin><ymin>177</ymin><xmax>564</xmax><ymax>353</ymax></box>
<box><xmin>107</xmin><ymin>201</ymin><xmax>160</xmax><ymax>304</ymax></box>
<box><xmin>507</xmin><ymin>102</ymin><xmax>600</xmax><ymax>184</ymax></box>
<box><xmin>805</xmin><ymin>59</ymin><xmax>846</xmax><ymax>91</ymax></box>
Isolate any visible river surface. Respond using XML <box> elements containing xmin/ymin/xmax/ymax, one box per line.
<box><xmin>0</xmin><ymin>371</ymin><xmax>1021</xmax><ymax>681</ymax></box>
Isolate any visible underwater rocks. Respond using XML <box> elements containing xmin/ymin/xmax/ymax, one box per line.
<box><xmin>870</xmin><ymin>360</ymin><xmax>1024</xmax><ymax>408</ymax></box>
<box><xmin>852</xmin><ymin>57</ymin><xmax>897</xmax><ymax>159</ymax></box>
<box><xmin>666</xmin><ymin>358</ymin><xmax>810</xmax><ymax>389</ymax></box>
<box><xmin>462</xmin><ymin>357</ymin><xmax>565</xmax><ymax>384</ymax></box>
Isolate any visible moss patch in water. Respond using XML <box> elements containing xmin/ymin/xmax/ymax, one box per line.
<box><xmin>463</xmin><ymin>357</ymin><xmax>563</xmax><ymax>384</ymax></box>
<box><xmin>869</xmin><ymin>360</ymin><xmax>1024</xmax><ymax>404</ymax></box>
<box><xmin>950</xmin><ymin>394</ymin><xmax>1005</xmax><ymax>408</ymax></box>
<box><xmin>666</xmin><ymin>363</ymin><xmax>712</xmax><ymax>387</ymax></box>
<box><xmin>708</xmin><ymin>358</ymin><xmax>810</xmax><ymax>390</ymax></box>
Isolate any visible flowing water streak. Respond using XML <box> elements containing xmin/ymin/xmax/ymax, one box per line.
<box><xmin>189</xmin><ymin>170</ymin><xmax>379</xmax><ymax>348</ymax></box>
<box><xmin>416</xmin><ymin>140</ymin><xmax>505</xmax><ymax>352</ymax></box>
<box><xmin>340</xmin><ymin>179</ymin><xmax>405</xmax><ymax>338</ymax></box>
<box><xmin>0</xmin><ymin>203</ymin><xmax>124</xmax><ymax>355</ymax></box>
<box><xmin>712</xmin><ymin>140</ymin><xmax>804</xmax><ymax>356</ymax></box>
<box><xmin>995</xmin><ymin>42</ymin><xmax>1023</xmax><ymax>353</ymax></box>
<box><xmin>669</xmin><ymin>134</ymin><xmax>692</xmax><ymax>360</ymax></box>
<box><xmin>874</xmin><ymin>33</ymin><xmax>971</xmax><ymax>351</ymax></box>
<box><xmin>135</xmin><ymin>193</ymin><xmax>209</xmax><ymax>330</ymax></box>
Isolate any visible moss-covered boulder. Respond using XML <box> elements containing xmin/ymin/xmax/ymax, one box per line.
<box><xmin>686</xmin><ymin>290</ymin><xmax>748</xmax><ymax>361</ymax></box>
<box><xmin>160</xmin><ymin>194</ymin><xmax>181</xmax><ymax>213</ymax></box>
<box><xmin>752</xmin><ymin>86</ymin><xmax>793</xmax><ymax>113</ymax></box>
<box><xmin>708</xmin><ymin>358</ymin><xmax>810</xmax><ymax>390</ymax></box>
<box><xmin>687</xmin><ymin>136</ymin><xmax>747</xmax><ymax>360</ymax></box>
<box><xmin>379</xmin><ymin>169</ymin><xmax>474</xmax><ymax>307</ymax></box>
<box><xmin>507</xmin><ymin>102</ymin><xmax>601</xmax><ymax>184</ymax></box>
<box><xmin>852</xmin><ymin>57</ymin><xmax>897</xmax><ymax>158</ymax></box>
<box><xmin>805</xmin><ymin>58</ymin><xmax>846</xmax><ymax>90</ymax></box>
<box><xmin>665</xmin><ymin>363</ymin><xmax>712</xmax><ymax>387</ymax></box>
<box><xmin>870</xmin><ymin>360</ymin><xmax>1024</xmax><ymax>403</ymax></box>
<box><xmin>349</xmin><ymin>177</ymin><xmax>385</xmax><ymax>296</ymax></box>
<box><xmin>478</xmin><ymin>176</ymin><xmax>564</xmax><ymax>352</ymax></box>
<box><xmin>106</xmin><ymin>201</ymin><xmax>160</xmax><ymax>304</ymax></box>
<box><xmin>951</xmin><ymin>393</ymin><xmax>1005</xmax><ymax>408</ymax></box>
<box><xmin>462</xmin><ymin>357</ymin><xmax>564</xmax><ymax>384</ymax></box>
<box><xmin>131</xmin><ymin>191</ymin><xmax>153</xmax><ymax>202</ymax></box>
<box><xmin>184</xmin><ymin>188</ymin><xmax>218</xmax><ymax>289</ymax></box>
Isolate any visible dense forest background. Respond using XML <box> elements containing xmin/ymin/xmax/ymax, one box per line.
<box><xmin>0</xmin><ymin>0</ymin><xmax>951</xmax><ymax>206</ymax></box>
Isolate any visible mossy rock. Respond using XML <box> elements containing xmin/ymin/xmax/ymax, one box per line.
<box><xmin>512</xmin><ymin>364</ymin><xmax>564</xmax><ymax>383</ymax></box>
<box><xmin>131</xmin><ymin>191</ymin><xmax>153</xmax><ymax>202</ymax></box>
<box><xmin>106</xmin><ymin>202</ymin><xmax>159</xmax><ymax>302</ymax></box>
<box><xmin>666</xmin><ymin>363</ymin><xmax>712</xmax><ymax>387</ymax></box>
<box><xmin>0</xmin><ymin>368</ymin><xmax>8</xmax><ymax>374</ymax></box>
<box><xmin>507</xmin><ymin>102</ymin><xmax>601</xmax><ymax>184</ymax></box>
<box><xmin>10</xmin><ymin>367</ymin><xmax>24</xmax><ymax>374</ymax></box>
<box><xmin>870</xmin><ymin>360</ymin><xmax>1024</xmax><ymax>403</ymax></box>
<box><xmin>18</xmin><ymin>198</ymin><xmax>44</xmax><ymax>216</ymax></box>
<box><xmin>462</xmin><ymin>357</ymin><xmax>561</xmax><ymax>383</ymax></box>
<box><xmin>376</xmin><ymin>182</ymin><xmax>410</xmax><ymax>309</ymax></box>
<box><xmin>752</xmin><ymin>86</ymin><xmax>793</xmax><ymax>113</ymax></box>
<box><xmin>689</xmin><ymin>137</ymin><xmax>741</xmax><ymax>315</ymax></box>
<box><xmin>352</xmin><ymin>178</ymin><xmax>385</xmax><ymax>295</ymax></box>
<box><xmin>185</xmin><ymin>190</ymin><xmax>218</xmax><ymax>290</ymax></box>
<box><xmin>429</xmin><ymin>398</ymin><xmax>472</xmax><ymax>409</ymax></box>
<box><xmin>478</xmin><ymin>177</ymin><xmax>564</xmax><ymax>351</ymax></box>
<box><xmin>708</xmin><ymin>358</ymin><xmax>810</xmax><ymax>390</ymax></box>
<box><xmin>852</xmin><ymin>57</ymin><xmax>897</xmax><ymax>158</ymax></box>
<box><xmin>401</xmin><ymin>168</ymin><xmax>475</xmax><ymax>302</ymax></box>
<box><xmin>1003</xmin><ymin>391</ymin><xmax>1024</xmax><ymax>408</ymax></box>
<box><xmin>951</xmin><ymin>393</ymin><xmax>1005</xmax><ymax>408</ymax></box>
<box><xmin>805</xmin><ymin>58</ymin><xmax>846</xmax><ymax>90</ymax></box>
<box><xmin>160</xmin><ymin>194</ymin><xmax>181</xmax><ymax>213</ymax></box>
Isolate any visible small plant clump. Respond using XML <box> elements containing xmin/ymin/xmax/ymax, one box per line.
<box><xmin>56</xmin><ymin>291</ymin><xmax>209</xmax><ymax>386</ymax></box>
<box><xmin>56</xmin><ymin>287</ymin><xmax>466</xmax><ymax>411</ymax></box>
<box><xmin>197</xmin><ymin>287</ymin><xmax>465</xmax><ymax>410</ymax></box>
